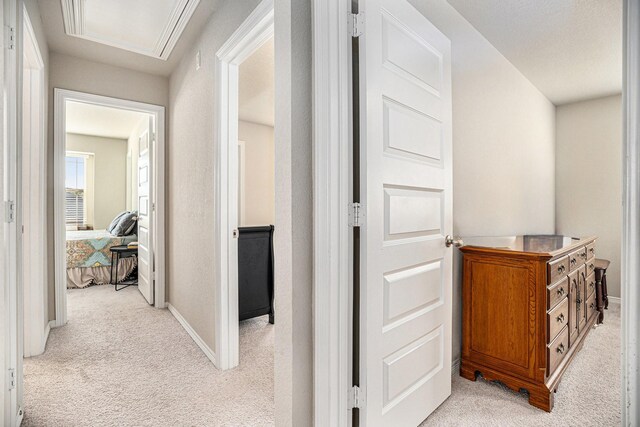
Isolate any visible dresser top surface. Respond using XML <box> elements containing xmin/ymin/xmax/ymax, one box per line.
<box><xmin>460</xmin><ymin>235</ymin><xmax>596</xmax><ymax>257</ymax></box>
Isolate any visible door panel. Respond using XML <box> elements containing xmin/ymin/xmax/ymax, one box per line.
<box><xmin>360</xmin><ymin>0</ymin><xmax>453</xmax><ymax>425</ymax></box>
<box><xmin>137</xmin><ymin>117</ymin><xmax>153</xmax><ymax>304</ymax></box>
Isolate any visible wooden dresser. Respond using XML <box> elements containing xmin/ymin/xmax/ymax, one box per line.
<box><xmin>459</xmin><ymin>235</ymin><xmax>597</xmax><ymax>411</ymax></box>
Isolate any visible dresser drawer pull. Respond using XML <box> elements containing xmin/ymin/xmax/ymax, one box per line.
<box><xmin>576</xmin><ymin>298</ymin><xmax>582</xmax><ymax>304</ymax></box>
<box><xmin>556</xmin><ymin>313</ymin><xmax>565</xmax><ymax>323</ymax></box>
<box><xmin>589</xmin><ymin>281</ymin><xmax>595</xmax><ymax>289</ymax></box>
<box><xmin>589</xmin><ymin>263</ymin><xmax>594</xmax><ymax>270</ymax></box>
<box><xmin>589</xmin><ymin>248</ymin><xmax>595</xmax><ymax>254</ymax></box>
<box><xmin>557</xmin><ymin>287</ymin><xmax>566</xmax><ymax>296</ymax></box>
<box><xmin>590</xmin><ymin>302</ymin><xmax>596</xmax><ymax>309</ymax></box>
<box><xmin>580</xmin><ymin>252</ymin><xmax>586</xmax><ymax>259</ymax></box>
<box><xmin>557</xmin><ymin>265</ymin><xmax>566</xmax><ymax>274</ymax></box>
<box><xmin>556</xmin><ymin>343</ymin><xmax>565</xmax><ymax>354</ymax></box>
<box><xmin>570</xmin><ymin>258</ymin><xmax>576</xmax><ymax>265</ymax></box>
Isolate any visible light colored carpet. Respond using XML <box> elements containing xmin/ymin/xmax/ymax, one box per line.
<box><xmin>23</xmin><ymin>285</ymin><xmax>274</xmax><ymax>426</ymax></box>
<box><xmin>422</xmin><ymin>304</ymin><xmax>621</xmax><ymax>426</ymax></box>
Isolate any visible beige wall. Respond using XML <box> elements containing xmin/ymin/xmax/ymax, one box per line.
<box><xmin>168</xmin><ymin>0</ymin><xmax>262</xmax><ymax>352</ymax></box>
<box><xmin>238</xmin><ymin>120</ymin><xmax>275</xmax><ymax>226</ymax></box>
<box><xmin>409</xmin><ymin>0</ymin><xmax>557</xmax><ymax>364</ymax></box>
<box><xmin>169</xmin><ymin>1</ymin><xmax>313</xmax><ymax>424</ymax></box>
<box><xmin>556</xmin><ymin>95</ymin><xmax>622</xmax><ymax>298</ymax></box>
<box><xmin>66</xmin><ymin>133</ymin><xmax>128</xmax><ymax>229</ymax></box>
<box><xmin>47</xmin><ymin>53</ymin><xmax>169</xmax><ymax>320</ymax></box>
<box><xmin>274</xmin><ymin>0</ymin><xmax>313</xmax><ymax>423</ymax></box>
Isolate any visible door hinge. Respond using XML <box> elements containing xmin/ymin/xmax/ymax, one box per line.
<box><xmin>349</xmin><ymin>13</ymin><xmax>364</xmax><ymax>38</ymax></box>
<box><xmin>349</xmin><ymin>202</ymin><xmax>364</xmax><ymax>227</ymax></box>
<box><xmin>7</xmin><ymin>368</ymin><xmax>16</xmax><ymax>390</ymax></box>
<box><xmin>4</xmin><ymin>200</ymin><xmax>15</xmax><ymax>223</ymax></box>
<box><xmin>5</xmin><ymin>26</ymin><xmax>15</xmax><ymax>50</ymax></box>
<box><xmin>349</xmin><ymin>385</ymin><xmax>364</xmax><ymax>409</ymax></box>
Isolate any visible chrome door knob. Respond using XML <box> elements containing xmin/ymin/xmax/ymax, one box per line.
<box><xmin>445</xmin><ymin>235</ymin><xmax>464</xmax><ymax>248</ymax></box>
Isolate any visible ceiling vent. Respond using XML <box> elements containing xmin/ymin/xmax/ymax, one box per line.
<box><xmin>61</xmin><ymin>0</ymin><xmax>200</xmax><ymax>61</ymax></box>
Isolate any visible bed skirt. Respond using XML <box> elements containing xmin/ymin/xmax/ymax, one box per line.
<box><xmin>67</xmin><ymin>257</ymin><xmax>137</xmax><ymax>289</ymax></box>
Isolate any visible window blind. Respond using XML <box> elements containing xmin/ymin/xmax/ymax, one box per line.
<box><xmin>65</xmin><ymin>188</ymin><xmax>85</xmax><ymax>225</ymax></box>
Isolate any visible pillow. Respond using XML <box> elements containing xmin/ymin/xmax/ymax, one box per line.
<box><xmin>107</xmin><ymin>211</ymin><xmax>129</xmax><ymax>234</ymax></box>
<box><xmin>112</xmin><ymin>212</ymin><xmax>138</xmax><ymax>236</ymax></box>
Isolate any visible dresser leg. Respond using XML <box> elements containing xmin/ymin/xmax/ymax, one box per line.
<box><xmin>459</xmin><ymin>361</ymin><xmax>478</xmax><ymax>382</ymax></box>
<box><xmin>528</xmin><ymin>388</ymin><xmax>554</xmax><ymax>412</ymax></box>
<box><xmin>595</xmin><ymin>271</ymin><xmax>605</xmax><ymax>324</ymax></box>
<box><xmin>603</xmin><ymin>271</ymin><xmax>609</xmax><ymax>309</ymax></box>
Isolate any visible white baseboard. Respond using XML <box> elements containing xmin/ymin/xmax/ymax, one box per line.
<box><xmin>167</xmin><ymin>303</ymin><xmax>217</xmax><ymax>366</ymax></box>
<box><xmin>43</xmin><ymin>320</ymin><xmax>53</xmax><ymax>349</ymax></box>
<box><xmin>451</xmin><ymin>358</ymin><xmax>461</xmax><ymax>376</ymax></box>
<box><xmin>608</xmin><ymin>296</ymin><xmax>621</xmax><ymax>305</ymax></box>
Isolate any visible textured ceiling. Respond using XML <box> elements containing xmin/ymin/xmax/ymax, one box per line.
<box><xmin>37</xmin><ymin>0</ymin><xmax>220</xmax><ymax>76</ymax></box>
<box><xmin>66</xmin><ymin>101</ymin><xmax>150</xmax><ymax>139</ymax></box>
<box><xmin>446</xmin><ymin>0</ymin><xmax>622</xmax><ymax>105</ymax></box>
<box><xmin>239</xmin><ymin>37</ymin><xmax>274</xmax><ymax>127</ymax></box>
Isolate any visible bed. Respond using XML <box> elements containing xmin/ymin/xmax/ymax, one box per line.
<box><xmin>66</xmin><ymin>230</ymin><xmax>137</xmax><ymax>288</ymax></box>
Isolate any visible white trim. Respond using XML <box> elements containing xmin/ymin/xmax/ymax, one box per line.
<box><xmin>2</xmin><ymin>0</ymin><xmax>19</xmax><ymax>424</ymax></box>
<box><xmin>44</xmin><ymin>320</ymin><xmax>53</xmax><ymax>345</ymax></box>
<box><xmin>451</xmin><ymin>359</ymin><xmax>461</xmax><ymax>376</ymax></box>
<box><xmin>237</xmin><ymin>140</ymin><xmax>246</xmax><ymax>226</ymax></box>
<box><xmin>21</xmin><ymin>3</ymin><xmax>47</xmax><ymax>360</ymax></box>
<box><xmin>622</xmin><ymin>0</ymin><xmax>640</xmax><ymax>424</ymax></box>
<box><xmin>167</xmin><ymin>303</ymin><xmax>216</xmax><ymax>365</ymax></box>
<box><xmin>54</xmin><ymin>89</ymin><xmax>167</xmax><ymax>328</ymax></box>
<box><xmin>311</xmin><ymin>0</ymin><xmax>353</xmax><ymax>425</ymax></box>
<box><xmin>60</xmin><ymin>0</ymin><xmax>200</xmax><ymax>60</ymax></box>
<box><xmin>213</xmin><ymin>0</ymin><xmax>274</xmax><ymax>371</ymax></box>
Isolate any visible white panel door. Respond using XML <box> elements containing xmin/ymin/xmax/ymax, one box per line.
<box><xmin>359</xmin><ymin>0</ymin><xmax>453</xmax><ymax>425</ymax></box>
<box><xmin>137</xmin><ymin>117</ymin><xmax>154</xmax><ymax>304</ymax></box>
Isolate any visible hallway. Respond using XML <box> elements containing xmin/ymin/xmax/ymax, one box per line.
<box><xmin>23</xmin><ymin>286</ymin><xmax>274</xmax><ymax>426</ymax></box>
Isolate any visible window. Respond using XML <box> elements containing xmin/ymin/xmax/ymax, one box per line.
<box><xmin>65</xmin><ymin>154</ymin><xmax>86</xmax><ymax>226</ymax></box>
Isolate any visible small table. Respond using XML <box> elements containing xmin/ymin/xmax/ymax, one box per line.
<box><xmin>594</xmin><ymin>258</ymin><xmax>610</xmax><ymax>324</ymax></box>
<box><xmin>109</xmin><ymin>245</ymin><xmax>138</xmax><ymax>291</ymax></box>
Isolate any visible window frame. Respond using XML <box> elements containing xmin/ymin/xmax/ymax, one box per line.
<box><xmin>65</xmin><ymin>151</ymin><xmax>95</xmax><ymax>229</ymax></box>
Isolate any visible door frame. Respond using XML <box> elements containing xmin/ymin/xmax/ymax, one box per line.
<box><xmin>21</xmin><ymin>3</ymin><xmax>48</xmax><ymax>358</ymax></box>
<box><xmin>311</xmin><ymin>0</ymin><xmax>353</xmax><ymax>425</ymax></box>
<box><xmin>2</xmin><ymin>0</ymin><xmax>20</xmax><ymax>424</ymax></box>
<box><xmin>53</xmin><ymin>89</ymin><xmax>166</xmax><ymax>327</ymax></box>
<box><xmin>213</xmin><ymin>0</ymin><xmax>274</xmax><ymax>370</ymax></box>
<box><xmin>622</xmin><ymin>0</ymin><xmax>640</xmax><ymax>423</ymax></box>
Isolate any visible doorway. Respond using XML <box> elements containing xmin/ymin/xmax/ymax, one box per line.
<box><xmin>53</xmin><ymin>89</ymin><xmax>166</xmax><ymax>326</ymax></box>
<box><xmin>214</xmin><ymin>0</ymin><xmax>274</xmax><ymax>370</ymax></box>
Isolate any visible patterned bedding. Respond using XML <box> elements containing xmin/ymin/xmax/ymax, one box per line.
<box><xmin>66</xmin><ymin>230</ymin><xmax>137</xmax><ymax>269</ymax></box>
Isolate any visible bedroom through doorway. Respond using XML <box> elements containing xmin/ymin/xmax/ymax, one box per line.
<box><xmin>236</xmin><ymin>35</ymin><xmax>275</xmax><ymax>363</ymax></box>
<box><xmin>63</xmin><ymin>102</ymin><xmax>150</xmax><ymax>296</ymax></box>
<box><xmin>52</xmin><ymin>90</ymin><xmax>166</xmax><ymax>327</ymax></box>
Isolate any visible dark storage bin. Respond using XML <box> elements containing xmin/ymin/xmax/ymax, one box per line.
<box><xmin>238</xmin><ymin>225</ymin><xmax>274</xmax><ymax>324</ymax></box>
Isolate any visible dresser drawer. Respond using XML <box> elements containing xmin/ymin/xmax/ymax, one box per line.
<box><xmin>568</xmin><ymin>247</ymin><xmax>586</xmax><ymax>271</ymax></box>
<box><xmin>586</xmin><ymin>242</ymin><xmax>596</xmax><ymax>260</ymax></box>
<box><xmin>548</xmin><ymin>325</ymin><xmax>569</xmax><ymax>375</ymax></box>
<box><xmin>586</xmin><ymin>290</ymin><xmax>597</xmax><ymax>321</ymax></box>
<box><xmin>548</xmin><ymin>256</ymin><xmax>569</xmax><ymax>284</ymax></box>
<box><xmin>586</xmin><ymin>259</ymin><xmax>596</xmax><ymax>276</ymax></box>
<box><xmin>547</xmin><ymin>276</ymin><xmax>568</xmax><ymax>310</ymax></box>
<box><xmin>548</xmin><ymin>297</ymin><xmax>569</xmax><ymax>343</ymax></box>
<box><xmin>586</xmin><ymin>272</ymin><xmax>596</xmax><ymax>299</ymax></box>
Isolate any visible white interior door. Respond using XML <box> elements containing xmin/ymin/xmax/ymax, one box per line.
<box><xmin>359</xmin><ymin>0</ymin><xmax>453</xmax><ymax>425</ymax></box>
<box><xmin>137</xmin><ymin>117</ymin><xmax>154</xmax><ymax>304</ymax></box>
